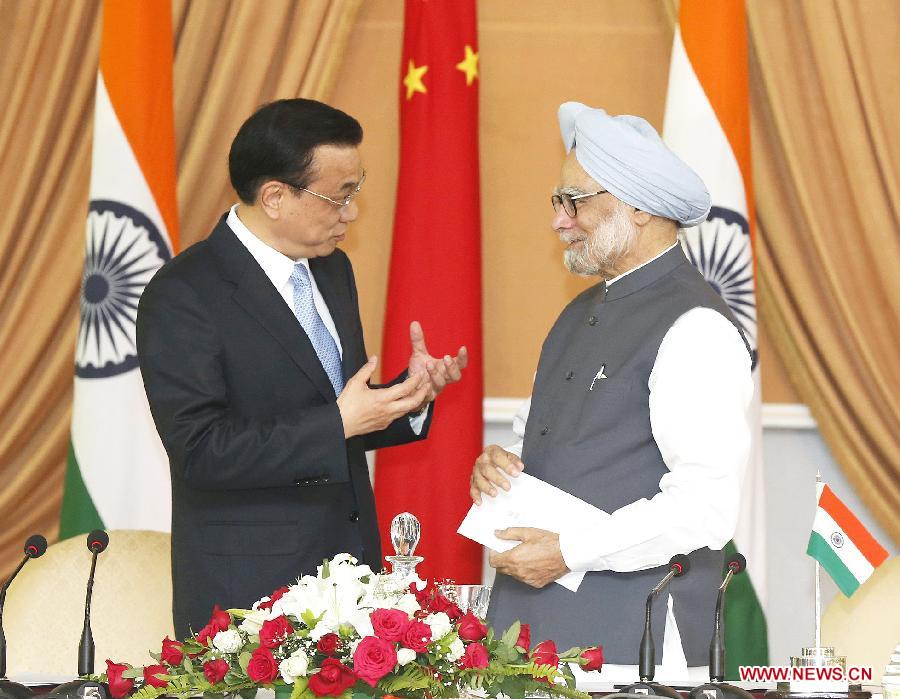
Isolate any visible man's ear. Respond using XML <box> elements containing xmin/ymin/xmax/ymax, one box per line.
<box><xmin>631</xmin><ymin>208</ymin><xmax>652</xmax><ymax>227</ymax></box>
<box><xmin>257</xmin><ymin>180</ymin><xmax>286</xmax><ymax>219</ymax></box>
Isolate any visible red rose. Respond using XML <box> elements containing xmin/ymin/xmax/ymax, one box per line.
<box><xmin>459</xmin><ymin>642</ymin><xmax>489</xmax><ymax>670</ymax></box>
<box><xmin>515</xmin><ymin>624</ymin><xmax>531</xmax><ymax>652</ymax></box>
<box><xmin>204</xmin><ymin>658</ymin><xmax>230</xmax><ymax>684</ymax></box>
<box><xmin>105</xmin><ymin>660</ymin><xmax>134</xmax><ymax>699</ymax></box>
<box><xmin>246</xmin><ymin>647</ymin><xmax>279</xmax><ymax>683</ymax></box>
<box><xmin>457</xmin><ymin>612</ymin><xmax>488</xmax><ymax>642</ymax></box>
<box><xmin>195</xmin><ymin>622</ymin><xmax>216</xmax><ymax>648</ymax></box>
<box><xmin>353</xmin><ymin>636</ymin><xmax>398</xmax><ymax>686</ymax></box>
<box><xmin>371</xmin><ymin>608</ymin><xmax>410</xmax><ymax>642</ymax></box>
<box><xmin>258</xmin><ymin>586</ymin><xmax>291</xmax><ymax>611</ymax></box>
<box><xmin>409</xmin><ymin>582</ymin><xmax>430</xmax><ymax>605</ymax></box>
<box><xmin>408</xmin><ymin>582</ymin><xmax>461</xmax><ymax>619</ymax></box>
<box><xmin>445</xmin><ymin>601</ymin><xmax>463</xmax><ymax>621</ymax></box>
<box><xmin>581</xmin><ymin>646</ymin><xmax>604</xmax><ymax>672</ymax></box>
<box><xmin>531</xmin><ymin>640</ymin><xmax>559</xmax><ymax>668</ymax></box>
<box><xmin>317</xmin><ymin>633</ymin><xmax>341</xmax><ymax>656</ymax></box>
<box><xmin>309</xmin><ymin>658</ymin><xmax>357</xmax><ymax>697</ymax></box>
<box><xmin>209</xmin><ymin>604</ymin><xmax>231</xmax><ymax>632</ymax></box>
<box><xmin>160</xmin><ymin>636</ymin><xmax>184</xmax><ymax>665</ymax></box>
<box><xmin>142</xmin><ymin>664</ymin><xmax>168</xmax><ymax>689</ymax></box>
<box><xmin>401</xmin><ymin>620</ymin><xmax>432</xmax><ymax>653</ymax></box>
<box><xmin>259</xmin><ymin>615</ymin><xmax>294</xmax><ymax>649</ymax></box>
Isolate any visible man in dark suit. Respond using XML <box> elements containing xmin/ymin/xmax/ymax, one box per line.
<box><xmin>137</xmin><ymin>99</ymin><xmax>467</xmax><ymax>637</ymax></box>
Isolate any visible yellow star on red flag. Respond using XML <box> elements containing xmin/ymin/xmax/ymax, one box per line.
<box><xmin>403</xmin><ymin>59</ymin><xmax>428</xmax><ymax>100</ymax></box>
<box><xmin>456</xmin><ymin>45</ymin><xmax>478</xmax><ymax>86</ymax></box>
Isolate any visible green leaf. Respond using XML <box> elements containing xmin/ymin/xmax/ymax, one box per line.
<box><xmin>121</xmin><ymin>668</ymin><xmax>144</xmax><ymax>679</ymax></box>
<box><xmin>183</xmin><ymin>657</ymin><xmax>196</xmax><ymax>675</ymax></box>
<box><xmin>557</xmin><ymin>647</ymin><xmax>581</xmax><ymax>660</ymax></box>
<box><xmin>560</xmin><ymin>663</ymin><xmax>576</xmax><ymax>689</ymax></box>
<box><xmin>290</xmin><ymin>677</ymin><xmax>310</xmax><ymax>699</ymax></box>
<box><xmin>225</xmin><ymin>670</ymin><xmax>247</xmax><ymax>687</ymax></box>
<box><xmin>500</xmin><ymin>621</ymin><xmax>521</xmax><ymax>649</ymax></box>
<box><xmin>301</xmin><ymin>609</ymin><xmax>324</xmax><ymax>628</ymax></box>
<box><xmin>238</xmin><ymin>651</ymin><xmax>252</xmax><ymax>673</ymax></box>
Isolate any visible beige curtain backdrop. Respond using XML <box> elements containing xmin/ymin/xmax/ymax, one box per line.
<box><xmin>0</xmin><ymin>0</ymin><xmax>361</xmax><ymax>577</ymax></box>
<box><xmin>748</xmin><ymin>0</ymin><xmax>900</xmax><ymax>544</ymax></box>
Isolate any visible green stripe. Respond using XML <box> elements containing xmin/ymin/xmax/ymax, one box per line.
<box><xmin>59</xmin><ymin>441</ymin><xmax>104</xmax><ymax>540</ymax></box>
<box><xmin>807</xmin><ymin>531</ymin><xmax>860</xmax><ymax>597</ymax></box>
<box><xmin>724</xmin><ymin>540</ymin><xmax>768</xmax><ymax>679</ymax></box>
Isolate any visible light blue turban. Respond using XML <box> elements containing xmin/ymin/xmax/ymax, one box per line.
<box><xmin>558</xmin><ymin>102</ymin><xmax>711</xmax><ymax>226</ymax></box>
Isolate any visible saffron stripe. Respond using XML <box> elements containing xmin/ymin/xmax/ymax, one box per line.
<box><xmin>812</xmin><ymin>507</ymin><xmax>874</xmax><ymax>583</ymax></box>
<box><xmin>820</xmin><ymin>485</ymin><xmax>889</xmax><ymax>566</ymax></box>
<box><xmin>807</xmin><ymin>531</ymin><xmax>860</xmax><ymax>597</ymax></box>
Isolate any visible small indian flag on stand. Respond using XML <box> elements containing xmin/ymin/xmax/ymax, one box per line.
<box><xmin>807</xmin><ymin>482</ymin><xmax>889</xmax><ymax>597</ymax></box>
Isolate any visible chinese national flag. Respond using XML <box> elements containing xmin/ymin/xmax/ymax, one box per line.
<box><xmin>374</xmin><ymin>0</ymin><xmax>483</xmax><ymax>583</ymax></box>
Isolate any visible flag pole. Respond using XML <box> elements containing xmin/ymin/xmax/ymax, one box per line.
<box><xmin>815</xmin><ymin>561</ymin><xmax>821</xmax><ymax>648</ymax></box>
<box><xmin>814</xmin><ymin>471</ymin><xmax>822</xmax><ymax>649</ymax></box>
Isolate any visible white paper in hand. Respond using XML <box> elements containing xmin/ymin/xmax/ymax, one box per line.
<box><xmin>457</xmin><ymin>472</ymin><xmax>609</xmax><ymax>592</ymax></box>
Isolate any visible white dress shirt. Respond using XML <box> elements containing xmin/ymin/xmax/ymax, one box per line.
<box><xmin>226</xmin><ymin>205</ymin><xmax>428</xmax><ymax>433</ymax></box>
<box><xmin>505</xmin><ymin>243</ymin><xmax>754</xmax><ymax>677</ymax></box>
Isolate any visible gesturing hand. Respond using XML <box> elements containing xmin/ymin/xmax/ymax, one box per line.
<box><xmin>407</xmin><ymin>321</ymin><xmax>467</xmax><ymax>410</ymax></box>
<box><xmin>337</xmin><ymin>356</ymin><xmax>430</xmax><ymax>438</ymax></box>
<box><xmin>489</xmin><ymin>527</ymin><xmax>569</xmax><ymax>588</ymax></box>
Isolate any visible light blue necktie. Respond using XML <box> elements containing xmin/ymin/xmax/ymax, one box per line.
<box><xmin>291</xmin><ymin>263</ymin><xmax>344</xmax><ymax>396</ymax></box>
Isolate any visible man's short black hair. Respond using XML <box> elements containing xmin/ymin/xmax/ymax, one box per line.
<box><xmin>228</xmin><ymin>98</ymin><xmax>363</xmax><ymax>204</ymax></box>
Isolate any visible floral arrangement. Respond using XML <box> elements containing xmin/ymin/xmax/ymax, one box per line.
<box><xmin>100</xmin><ymin>554</ymin><xmax>603</xmax><ymax>699</ymax></box>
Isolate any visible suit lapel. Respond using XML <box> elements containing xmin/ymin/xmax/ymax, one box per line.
<box><xmin>208</xmin><ymin>221</ymin><xmax>337</xmax><ymax>401</ymax></box>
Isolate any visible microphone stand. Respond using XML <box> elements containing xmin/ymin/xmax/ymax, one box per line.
<box><xmin>688</xmin><ymin>556</ymin><xmax>753</xmax><ymax>699</ymax></box>
<box><xmin>47</xmin><ymin>532</ymin><xmax>110</xmax><ymax>699</ymax></box>
<box><xmin>0</xmin><ymin>539</ymin><xmax>45</xmax><ymax>699</ymax></box>
<box><xmin>77</xmin><ymin>546</ymin><xmax>99</xmax><ymax>676</ymax></box>
<box><xmin>621</xmin><ymin>556</ymin><xmax>688</xmax><ymax>699</ymax></box>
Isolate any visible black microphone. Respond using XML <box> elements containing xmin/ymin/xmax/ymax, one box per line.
<box><xmin>621</xmin><ymin>555</ymin><xmax>689</xmax><ymax>699</ymax></box>
<box><xmin>710</xmin><ymin>553</ymin><xmax>745</xmax><ymax>681</ymax></box>
<box><xmin>78</xmin><ymin>530</ymin><xmax>109</xmax><ymax>676</ymax></box>
<box><xmin>0</xmin><ymin>534</ymin><xmax>47</xmax><ymax>697</ymax></box>
<box><xmin>688</xmin><ymin>552</ymin><xmax>754</xmax><ymax>699</ymax></box>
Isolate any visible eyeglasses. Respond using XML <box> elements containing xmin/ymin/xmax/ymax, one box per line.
<box><xmin>282</xmin><ymin>170</ymin><xmax>366</xmax><ymax>211</ymax></box>
<box><xmin>551</xmin><ymin>189</ymin><xmax>608</xmax><ymax>218</ymax></box>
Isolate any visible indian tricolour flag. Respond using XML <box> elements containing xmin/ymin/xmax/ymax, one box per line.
<box><xmin>662</xmin><ymin>0</ymin><xmax>767</xmax><ymax>675</ymax></box>
<box><xmin>808</xmin><ymin>482</ymin><xmax>889</xmax><ymax>597</ymax></box>
<box><xmin>59</xmin><ymin>0</ymin><xmax>178</xmax><ymax>538</ymax></box>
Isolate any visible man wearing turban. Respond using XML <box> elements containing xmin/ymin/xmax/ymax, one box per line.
<box><xmin>469</xmin><ymin>103</ymin><xmax>753</xmax><ymax>679</ymax></box>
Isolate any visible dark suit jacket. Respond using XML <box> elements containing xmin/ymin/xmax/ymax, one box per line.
<box><xmin>136</xmin><ymin>215</ymin><xmax>431</xmax><ymax>637</ymax></box>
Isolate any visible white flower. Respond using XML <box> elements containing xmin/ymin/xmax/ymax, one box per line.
<box><xmin>424</xmin><ymin>612</ymin><xmax>452</xmax><ymax>641</ymax></box>
<box><xmin>397</xmin><ymin>648</ymin><xmax>417</xmax><ymax>666</ymax></box>
<box><xmin>447</xmin><ymin>637</ymin><xmax>465</xmax><ymax>662</ymax></box>
<box><xmin>395</xmin><ymin>593</ymin><xmax>421</xmax><ymax>616</ymax></box>
<box><xmin>279</xmin><ymin>649</ymin><xmax>310</xmax><ymax>684</ymax></box>
<box><xmin>213</xmin><ymin>629</ymin><xmax>242</xmax><ymax>653</ymax></box>
<box><xmin>238</xmin><ymin>608</ymin><xmax>271</xmax><ymax>635</ymax></box>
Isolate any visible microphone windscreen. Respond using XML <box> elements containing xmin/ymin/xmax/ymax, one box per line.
<box><xmin>86</xmin><ymin>529</ymin><xmax>110</xmax><ymax>553</ymax></box>
<box><xmin>24</xmin><ymin>534</ymin><xmax>48</xmax><ymax>558</ymax></box>
<box><xmin>669</xmin><ymin>553</ymin><xmax>690</xmax><ymax>576</ymax></box>
<box><xmin>727</xmin><ymin>552</ymin><xmax>747</xmax><ymax>574</ymax></box>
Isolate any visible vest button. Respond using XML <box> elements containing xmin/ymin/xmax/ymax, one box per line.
<box><xmin>540</xmin><ymin>426</ymin><xmax>550</xmax><ymax>435</ymax></box>
<box><xmin>349</xmin><ymin>511</ymin><xmax>359</xmax><ymax>522</ymax></box>
<box><xmin>588</xmin><ymin>316</ymin><xmax>597</xmax><ymax>326</ymax></box>
<box><xmin>565</xmin><ymin>371</ymin><xmax>574</xmax><ymax>380</ymax></box>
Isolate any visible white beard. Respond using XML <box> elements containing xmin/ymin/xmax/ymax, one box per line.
<box><xmin>562</xmin><ymin>204</ymin><xmax>637</xmax><ymax>276</ymax></box>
